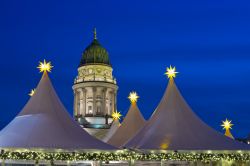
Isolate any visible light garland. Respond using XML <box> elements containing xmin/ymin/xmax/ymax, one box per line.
<box><xmin>0</xmin><ymin>150</ymin><xmax>249</xmax><ymax>163</ymax></box>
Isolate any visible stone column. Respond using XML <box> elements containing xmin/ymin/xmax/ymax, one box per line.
<box><xmin>111</xmin><ymin>90</ymin><xmax>115</xmax><ymax>114</ymax></box>
<box><xmin>102</xmin><ymin>88</ymin><xmax>107</xmax><ymax>115</ymax></box>
<box><xmin>83</xmin><ymin>88</ymin><xmax>87</xmax><ymax>116</ymax></box>
<box><xmin>73</xmin><ymin>90</ymin><xmax>79</xmax><ymax>116</ymax></box>
<box><xmin>93</xmin><ymin>87</ymin><xmax>97</xmax><ymax>115</ymax></box>
<box><xmin>80</xmin><ymin>88</ymin><xmax>86</xmax><ymax>116</ymax></box>
<box><xmin>79</xmin><ymin>97</ymin><xmax>83</xmax><ymax>116</ymax></box>
<box><xmin>110</xmin><ymin>90</ymin><xmax>116</xmax><ymax>114</ymax></box>
<box><xmin>114</xmin><ymin>90</ymin><xmax>117</xmax><ymax>113</ymax></box>
<box><xmin>107</xmin><ymin>91</ymin><xmax>111</xmax><ymax>115</ymax></box>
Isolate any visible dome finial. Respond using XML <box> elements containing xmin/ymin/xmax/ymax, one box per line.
<box><xmin>93</xmin><ymin>28</ymin><xmax>97</xmax><ymax>39</ymax></box>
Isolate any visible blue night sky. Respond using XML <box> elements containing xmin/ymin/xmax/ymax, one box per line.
<box><xmin>0</xmin><ymin>0</ymin><xmax>250</xmax><ymax>138</ymax></box>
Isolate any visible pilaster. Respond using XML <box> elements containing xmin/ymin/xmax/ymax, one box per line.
<box><xmin>114</xmin><ymin>90</ymin><xmax>117</xmax><ymax>113</ymax></box>
<box><xmin>73</xmin><ymin>90</ymin><xmax>79</xmax><ymax>116</ymax></box>
<box><xmin>102</xmin><ymin>88</ymin><xmax>107</xmax><ymax>115</ymax></box>
<box><xmin>93</xmin><ymin>87</ymin><xmax>97</xmax><ymax>115</ymax></box>
<box><xmin>80</xmin><ymin>88</ymin><xmax>86</xmax><ymax>116</ymax></box>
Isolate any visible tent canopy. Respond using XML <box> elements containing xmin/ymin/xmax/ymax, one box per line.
<box><xmin>0</xmin><ymin>73</ymin><xmax>115</xmax><ymax>150</ymax></box>
<box><xmin>107</xmin><ymin>103</ymin><xmax>146</xmax><ymax>147</ymax></box>
<box><xmin>102</xmin><ymin>119</ymin><xmax>120</xmax><ymax>142</ymax></box>
<box><xmin>125</xmin><ymin>79</ymin><xmax>250</xmax><ymax>150</ymax></box>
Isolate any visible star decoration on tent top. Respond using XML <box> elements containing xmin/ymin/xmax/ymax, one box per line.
<box><xmin>221</xmin><ymin>119</ymin><xmax>233</xmax><ymax>130</ymax></box>
<box><xmin>112</xmin><ymin>111</ymin><xmax>122</xmax><ymax>120</ymax></box>
<box><xmin>28</xmin><ymin>89</ymin><xmax>36</xmax><ymax>96</ymax></box>
<box><xmin>37</xmin><ymin>60</ymin><xmax>53</xmax><ymax>73</ymax></box>
<box><xmin>165</xmin><ymin>65</ymin><xmax>178</xmax><ymax>79</ymax></box>
<box><xmin>128</xmin><ymin>92</ymin><xmax>139</xmax><ymax>103</ymax></box>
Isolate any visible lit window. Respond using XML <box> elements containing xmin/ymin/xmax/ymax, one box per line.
<box><xmin>88</xmin><ymin>106</ymin><xmax>92</xmax><ymax>114</ymax></box>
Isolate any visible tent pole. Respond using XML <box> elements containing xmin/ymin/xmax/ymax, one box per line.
<box><xmin>1</xmin><ymin>160</ymin><xmax>5</xmax><ymax>166</ymax></box>
<box><xmin>128</xmin><ymin>160</ymin><xmax>135</xmax><ymax>166</ymax></box>
<box><xmin>92</xmin><ymin>161</ymin><xmax>102</xmax><ymax>166</ymax></box>
<box><xmin>35</xmin><ymin>160</ymin><xmax>39</xmax><ymax>166</ymax></box>
<box><xmin>49</xmin><ymin>160</ymin><xmax>54</xmax><ymax>166</ymax></box>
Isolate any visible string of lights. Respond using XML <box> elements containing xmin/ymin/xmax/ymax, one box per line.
<box><xmin>0</xmin><ymin>150</ymin><xmax>249</xmax><ymax>163</ymax></box>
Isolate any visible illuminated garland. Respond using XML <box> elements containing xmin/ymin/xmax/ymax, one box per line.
<box><xmin>0</xmin><ymin>150</ymin><xmax>249</xmax><ymax>163</ymax></box>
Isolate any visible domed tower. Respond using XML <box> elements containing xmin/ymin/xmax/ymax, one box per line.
<box><xmin>73</xmin><ymin>29</ymin><xmax>118</xmax><ymax>135</ymax></box>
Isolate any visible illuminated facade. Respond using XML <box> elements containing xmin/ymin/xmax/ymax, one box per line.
<box><xmin>72</xmin><ymin>29</ymin><xmax>118</xmax><ymax>130</ymax></box>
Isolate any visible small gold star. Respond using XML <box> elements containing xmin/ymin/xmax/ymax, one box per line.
<box><xmin>29</xmin><ymin>89</ymin><xmax>36</xmax><ymax>97</ymax></box>
<box><xmin>37</xmin><ymin>59</ymin><xmax>53</xmax><ymax>73</ymax></box>
<box><xmin>128</xmin><ymin>91</ymin><xmax>139</xmax><ymax>103</ymax></box>
<box><xmin>221</xmin><ymin>119</ymin><xmax>233</xmax><ymax>130</ymax></box>
<box><xmin>165</xmin><ymin>65</ymin><xmax>178</xmax><ymax>79</ymax></box>
<box><xmin>112</xmin><ymin>111</ymin><xmax>122</xmax><ymax>120</ymax></box>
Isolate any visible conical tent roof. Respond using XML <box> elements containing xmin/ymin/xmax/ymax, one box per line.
<box><xmin>0</xmin><ymin>73</ymin><xmax>115</xmax><ymax>150</ymax></box>
<box><xmin>125</xmin><ymin>79</ymin><xmax>250</xmax><ymax>150</ymax></box>
<box><xmin>102</xmin><ymin>119</ymin><xmax>121</xmax><ymax>143</ymax></box>
<box><xmin>107</xmin><ymin>103</ymin><xmax>146</xmax><ymax>147</ymax></box>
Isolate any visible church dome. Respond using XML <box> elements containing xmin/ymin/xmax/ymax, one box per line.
<box><xmin>79</xmin><ymin>29</ymin><xmax>111</xmax><ymax>67</ymax></box>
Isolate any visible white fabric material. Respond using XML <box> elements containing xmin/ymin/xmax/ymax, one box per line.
<box><xmin>107</xmin><ymin>104</ymin><xmax>146</xmax><ymax>147</ymax></box>
<box><xmin>102</xmin><ymin>120</ymin><xmax>120</xmax><ymax>143</ymax></box>
<box><xmin>0</xmin><ymin>73</ymin><xmax>115</xmax><ymax>150</ymax></box>
<box><xmin>125</xmin><ymin>79</ymin><xmax>250</xmax><ymax>150</ymax></box>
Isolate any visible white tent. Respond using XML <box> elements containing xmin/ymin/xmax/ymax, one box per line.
<box><xmin>125</xmin><ymin>79</ymin><xmax>250</xmax><ymax>150</ymax></box>
<box><xmin>102</xmin><ymin>119</ymin><xmax>121</xmax><ymax>142</ymax></box>
<box><xmin>107</xmin><ymin>103</ymin><xmax>146</xmax><ymax>147</ymax></box>
<box><xmin>0</xmin><ymin>73</ymin><xmax>115</xmax><ymax>150</ymax></box>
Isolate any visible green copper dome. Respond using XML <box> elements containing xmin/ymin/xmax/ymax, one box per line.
<box><xmin>79</xmin><ymin>30</ymin><xmax>111</xmax><ymax>67</ymax></box>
